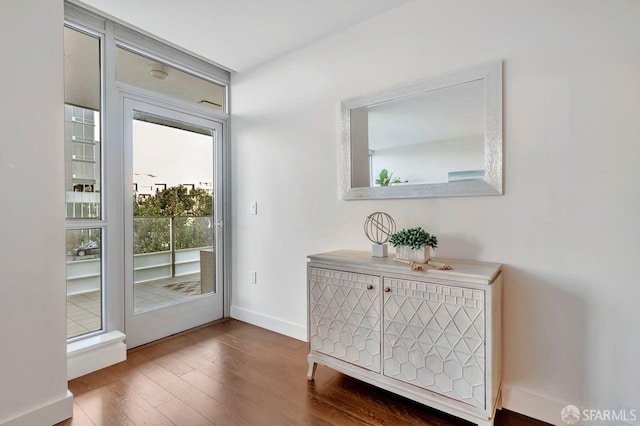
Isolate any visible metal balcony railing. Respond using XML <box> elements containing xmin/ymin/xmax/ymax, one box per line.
<box><xmin>67</xmin><ymin>215</ymin><xmax>214</xmax><ymax>295</ymax></box>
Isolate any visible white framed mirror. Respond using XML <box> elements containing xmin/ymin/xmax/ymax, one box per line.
<box><xmin>340</xmin><ymin>60</ymin><xmax>502</xmax><ymax>200</ymax></box>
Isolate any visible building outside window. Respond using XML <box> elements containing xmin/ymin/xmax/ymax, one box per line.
<box><xmin>65</xmin><ymin>104</ymin><xmax>100</xmax><ymax>219</ymax></box>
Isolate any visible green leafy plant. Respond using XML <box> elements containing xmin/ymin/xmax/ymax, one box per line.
<box><xmin>133</xmin><ymin>185</ymin><xmax>214</xmax><ymax>254</ymax></box>
<box><xmin>375</xmin><ymin>169</ymin><xmax>407</xmax><ymax>186</ymax></box>
<box><xmin>389</xmin><ymin>227</ymin><xmax>438</xmax><ymax>250</ymax></box>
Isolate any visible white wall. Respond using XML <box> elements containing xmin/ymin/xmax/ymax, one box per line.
<box><xmin>231</xmin><ymin>0</ymin><xmax>640</xmax><ymax>424</ymax></box>
<box><xmin>372</xmin><ymin>135</ymin><xmax>484</xmax><ymax>184</ymax></box>
<box><xmin>0</xmin><ymin>1</ymin><xmax>72</xmax><ymax>424</ymax></box>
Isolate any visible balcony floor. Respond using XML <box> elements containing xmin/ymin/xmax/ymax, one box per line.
<box><xmin>67</xmin><ymin>292</ymin><xmax>101</xmax><ymax>338</ymax></box>
<box><xmin>67</xmin><ymin>273</ymin><xmax>204</xmax><ymax>339</ymax></box>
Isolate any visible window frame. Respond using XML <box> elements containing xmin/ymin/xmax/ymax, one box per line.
<box><xmin>64</xmin><ymin>21</ymin><xmax>107</xmax><ymax>342</ymax></box>
<box><xmin>64</xmin><ymin>1</ymin><xmax>231</xmax><ymax>349</ymax></box>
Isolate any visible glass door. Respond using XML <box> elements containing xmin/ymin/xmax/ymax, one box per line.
<box><xmin>123</xmin><ymin>97</ymin><xmax>224</xmax><ymax>348</ymax></box>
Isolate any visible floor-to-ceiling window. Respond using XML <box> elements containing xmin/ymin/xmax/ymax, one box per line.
<box><xmin>64</xmin><ymin>25</ymin><xmax>104</xmax><ymax>339</ymax></box>
<box><xmin>64</xmin><ymin>4</ymin><xmax>230</xmax><ymax>355</ymax></box>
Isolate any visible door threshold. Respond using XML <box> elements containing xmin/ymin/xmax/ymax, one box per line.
<box><xmin>127</xmin><ymin>317</ymin><xmax>230</xmax><ymax>353</ymax></box>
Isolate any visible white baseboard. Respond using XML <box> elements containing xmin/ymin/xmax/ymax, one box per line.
<box><xmin>68</xmin><ymin>331</ymin><xmax>127</xmax><ymax>380</ymax></box>
<box><xmin>230</xmin><ymin>305</ymin><xmax>307</xmax><ymax>341</ymax></box>
<box><xmin>0</xmin><ymin>390</ymin><xmax>73</xmax><ymax>426</ymax></box>
<box><xmin>502</xmin><ymin>384</ymin><xmax>568</xmax><ymax>425</ymax></box>
<box><xmin>503</xmin><ymin>385</ymin><xmax>640</xmax><ymax>426</ymax></box>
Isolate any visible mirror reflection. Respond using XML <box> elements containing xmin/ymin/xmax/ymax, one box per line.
<box><xmin>340</xmin><ymin>60</ymin><xmax>502</xmax><ymax>200</ymax></box>
<box><xmin>351</xmin><ymin>79</ymin><xmax>485</xmax><ymax>188</ymax></box>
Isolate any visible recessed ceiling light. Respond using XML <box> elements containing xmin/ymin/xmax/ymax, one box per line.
<box><xmin>149</xmin><ymin>64</ymin><xmax>168</xmax><ymax>80</ymax></box>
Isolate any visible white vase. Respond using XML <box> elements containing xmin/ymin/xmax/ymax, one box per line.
<box><xmin>395</xmin><ymin>246</ymin><xmax>430</xmax><ymax>263</ymax></box>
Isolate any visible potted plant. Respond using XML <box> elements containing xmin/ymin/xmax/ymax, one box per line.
<box><xmin>375</xmin><ymin>169</ymin><xmax>407</xmax><ymax>186</ymax></box>
<box><xmin>389</xmin><ymin>227</ymin><xmax>438</xmax><ymax>263</ymax></box>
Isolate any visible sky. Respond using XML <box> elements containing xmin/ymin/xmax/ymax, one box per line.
<box><xmin>133</xmin><ymin>120</ymin><xmax>214</xmax><ymax>195</ymax></box>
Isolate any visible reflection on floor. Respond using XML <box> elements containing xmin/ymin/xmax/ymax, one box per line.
<box><xmin>61</xmin><ymin>320</ymin><xmax>547</xmax><ymax>426</ymax></box>
<box><xmin>66</xmin><ymin>273</ymin><xmax>204</xmax><ymax>339</ymax></box>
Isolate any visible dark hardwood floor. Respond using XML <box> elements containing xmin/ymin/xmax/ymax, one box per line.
<box><xmin>58</xmin><ymin>319</ymin><xmax>548</xmax><ymax>425</ymax></box>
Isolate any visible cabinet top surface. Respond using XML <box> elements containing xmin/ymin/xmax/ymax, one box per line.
<box><xmin>308</xmin><ymin>250</ymin><xmax>502</xmax><ymax>284</ymax></box>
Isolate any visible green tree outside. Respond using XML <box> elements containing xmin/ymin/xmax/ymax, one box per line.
<box><xmin>133</xmin><ymin>185</ymin><xmax>213</xmax><ymax>254</ymax></box>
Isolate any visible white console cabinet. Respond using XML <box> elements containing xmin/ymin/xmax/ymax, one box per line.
<box><xmin>307</xmin><ymin>250</ymin><xmax>502</xmax><ymax>426</ymax></box>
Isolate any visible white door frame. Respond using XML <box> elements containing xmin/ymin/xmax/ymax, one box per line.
<box><xmin>117</xmin><ymin>84</ymin><xmax>229</xmax><ymax>348</ymax></box>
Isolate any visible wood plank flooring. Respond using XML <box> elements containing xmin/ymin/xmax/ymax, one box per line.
<box><xmin>58</xmin><ymin>319</ymin><xmax>549</xmax><ymax>426</ymax></box>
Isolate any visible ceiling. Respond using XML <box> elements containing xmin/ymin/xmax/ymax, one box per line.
<box><xmin>78</xmin><ymin>0</ymin><xmax>411</xmax><ymax>72</ymax></box>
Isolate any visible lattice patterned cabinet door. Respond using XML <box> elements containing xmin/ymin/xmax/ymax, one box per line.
<box><xmin>383</xmin><ymin>278</ymin><xmax>486</xmax><ymax>408</ymax></box>
<box><xmin>309</xmin><ymin>267</ymin><xmax>381</xmax><ymax>372</ymax></box>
